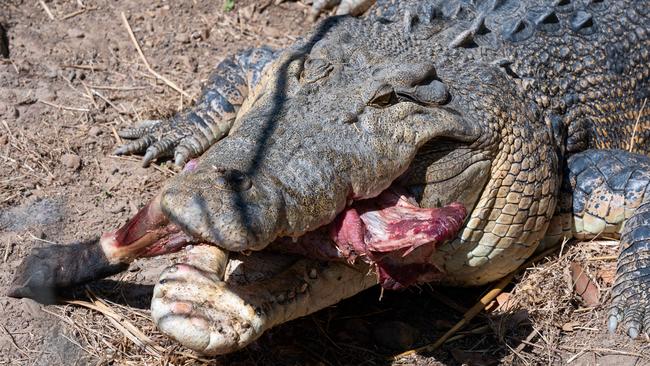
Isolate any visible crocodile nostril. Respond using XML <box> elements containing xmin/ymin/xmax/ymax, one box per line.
<box><xmin>213</xmin><ymin>168</ymin><xmax>253</xmax><ymax>192</ymax></box>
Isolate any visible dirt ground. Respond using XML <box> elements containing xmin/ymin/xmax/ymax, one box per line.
<box><xmin>1</xmin><ymin>1</ymin><xmax>649</xmax><ymax>365</ymax></box>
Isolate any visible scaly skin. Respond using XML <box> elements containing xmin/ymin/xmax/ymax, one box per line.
<box><xmin>114</xmin><ymin>47</ymin><xmax>278</xmax><ymax>166</ymax></box>
<box><xmin>8</xmin><ymin>0</ymin><xmax>650</xmax><ymax>355</ymax></box>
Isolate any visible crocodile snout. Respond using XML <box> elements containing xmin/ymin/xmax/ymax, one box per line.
<box><xmin>160</xmin><ymin>163</ymin><xmax>284</xmax><ymax>252</ymax></box>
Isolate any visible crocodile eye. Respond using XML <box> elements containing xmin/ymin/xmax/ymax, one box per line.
<box><xmin>302</xmin><ymin>58</ymin><xmax>332</xmax><ymax>83</ymax></box>
<box><xmin>368</xmin><ymin>84</ymin><xmax>398</xmax><ymax>108</ymax></box>
<box><xmin>409</xmin><ymin>80</ymin><xmax>449</xmax><ymax>105</ymax></box>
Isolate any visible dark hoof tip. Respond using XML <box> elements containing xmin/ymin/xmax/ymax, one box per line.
<box><xmin>9</xmin><ymin>263</ymin><xmax>60</xmax><ymax>304</ymax></box>
<box><xmin>7</xmin><ymin>283</ymin><xmax>59</xmax><ymax>305</ymax></box>
<box><xmin>8</xmin><ymin>239</ymin><xmax>129</xmax><ymax>304</ymax></box>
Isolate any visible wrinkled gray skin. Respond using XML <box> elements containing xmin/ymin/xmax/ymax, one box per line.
<box><xmin>163</xmin><ymin>34</ymin><xmax>487</xmax><ymax>254</ymax></box>
<box><xmin>163</xmin><ymin>5</ymin><xmax>554</xmax><ymax>285</ymax></box>
<box><xmin>9</xmin><ymin>0</ymin><xmax>650</xmax><ymax>355</ymax></box>
<box><xmin>157</xmin><ymin>0</ymin><xmax>650</xmax><ymax>342</ymax></box>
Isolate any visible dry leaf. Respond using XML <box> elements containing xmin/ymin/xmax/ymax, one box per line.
<box><xmin>495</xmin><ymin>292</ymin><xmax>516</xmax><ymax>312</ymax></box>
<box><xmin>562</xmin><ymin>321</ymin><xmax>580</xmax><ymax>332</ymax></box>
<box><xmin>570</xmin><ymin>262</ymin><xmax>600</xmax><ymax>307</ymax></box>
<box><xmin>598</xmin><ymin>265</ymin><xmax>617</xmax><ymax>286</ymax></box>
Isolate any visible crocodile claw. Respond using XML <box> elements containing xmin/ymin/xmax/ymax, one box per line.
<box><xmin>310</xmin><ymin>0</ymin><xmax>375</xmax><ymax>20</ymax></box>
<box><xmin>114</xmin><ymin>117</ymin><xmax>193</xmax><ymax>167</ymax></box>
<box><xmin>608</xmin><ymin>295</ymin><xmax>650</xmax><ymax>339</ymax></box>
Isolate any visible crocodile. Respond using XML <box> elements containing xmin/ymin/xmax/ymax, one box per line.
<box><xmin>8</xmin><ymin>0</ymin><xmax>650</xmax><ymax>356</ymax></box>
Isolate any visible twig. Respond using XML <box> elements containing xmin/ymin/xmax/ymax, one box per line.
<box><xmin>27</xmin><ymin>232</ymin><xmax>58</xmax><ymax>245</ymax></box>
<box><xmin>628</xmin><ymin>98</ymin><xmax>647</xmax><ymax>152</ymax></box>
<box><xmin>566</xmin><ymin>349</ymin><xmax>586</xmax><ymax>363</ymax></box>
<box><xmin>587</xmin><ymin>255</ymin><xmax>618</xmax><ymax>261</ymax></box>
<box><xmin>1</xmin><ymin>325</ymin><xmax>28</xmax><ymax>357</ymax></box>
<box><xmin>65</xmin><ymin>289</ymin><xmax>164</xmax><ymax>358</ymax></box>
<box><xmin>311</xmin><ymin>316</ymin><xmax>341</xmax><ymax>350</ymax></box>
<box><xmin>110</xmin><ymin>126</ymin><xmax>123</xmax><ymax>145</ymax></box>
<box><xmin>58</xmin><ymin>332</ymin><xmax>94</xmax><ymax>356</ymax></box>
<box><xmin>80</xmin><ymin>82</ymin><xmax>99</xmax><ymax>109</ymax></box>
<box><xmin>2</xmin><ymin>120</ymin><xmax>14</xmax><ymax>140</ymax></box>
<box><xmin>60</xmin><ymin>6</ymin><xmax>97</xmax><ymax>21</ymax></box>
<box><xmin>559</xmin><ymin>345</ymin><xmax>647</xmax><ymax>359</ymax></box>
<box><xmin>38</xmin><ymin>99</ymin><xmax>90</xmax><ymax>112</ymax></box>
<box><xmin>90</xmin><ymin>89</ymin><xmax>128</xmax><ymax>115</ymax></box>
<box><xmin>60</xmin><ymin>64</ymin><xmax>106</xmax><ymax>71</ymax></box>
<box><xmin>110</xmin><ymin>155</ymin><xmax>177</xmax><ymax>176</ymax></box>
<box><xmin>0</xmin><ymin>58</ymin><xmax>20</xmax><ymax>73</ymax></box>
<box><xmin>87</xmin><ymin>85</ymin><xmax>148</xmax><ymax>91</ymax></box>
<box><xmin>3</xmin><ymin>239</ymin><xmax>11</xmax><ymax>262</ymax></box>
<box><xmin>120</xmin><ymin>12</ymin><xmax>191</xmax><ymax>99</ymax></box>
<box><xmin>38</xmin><ymin>0</ymin><xmax>55</xmax><ymax>20</ymax></box>
<box><xmin>442</xmin><ymin>324</ymin><xmax>491</xmax><ymax>344</ymax></box>
<box><xmin>506</xmin><ymin>343</ymin><xmax>530</xmax><ymax>366</ymax></box>
<box><xmin>392</xmin><ymin>243</ymin><xmax>562</xmax><ymax>360</ymax></box>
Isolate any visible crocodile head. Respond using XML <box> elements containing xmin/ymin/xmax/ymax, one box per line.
<box><xmin>161</xmin><ymin>16</ymin><xmax>489</xmax><ymax>252</ymax></box>
<box><xmin>159</xmin><ymin>14</ymin><xmax>561</xmax><ymax>284</ymax></box>
<box><xmin>10</xmin><ymin>11</ymin><xmax>561</xmax><ymax>300</ymax></box>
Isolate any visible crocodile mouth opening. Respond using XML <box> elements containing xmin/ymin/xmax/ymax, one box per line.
<box><xmin>7</xmin><ymin>178</ymin><xmax>467</xmax><ymax>301</ymax></box>
<box><xmin>100</xmin><ymin>184</ymin><xmax>467</xmax><ymax>290</ymax></box>
<box><xmin>275</xmin><ymin>188</ymin><xmax>466</xmax><ymax>289</ymax></box>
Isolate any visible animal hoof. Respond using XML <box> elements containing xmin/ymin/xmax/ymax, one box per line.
<box><xmin>7</xmin><ymin>240</ymin><xmax>128</xmax><ymax>304</ymax></box>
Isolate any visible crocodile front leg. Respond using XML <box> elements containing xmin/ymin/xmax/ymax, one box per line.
<box><xmin>114</xmin><ymin>47</ymin><xmax>278</xmax><ymax>167</ymax></box>
<box><xmin>151</xmin><ymin>247</ymin><xmax>376</xmax><ymax>355</ymax></box>
<box><xmin>560</xmin><ymin>150</ymin><xmax>650</xmax><ymax>338</ymax></box>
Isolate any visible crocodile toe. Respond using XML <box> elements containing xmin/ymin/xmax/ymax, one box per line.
<box><xmin>151</xmin><ymin>262</ymin><xmax>262</xmax><ymax>355</ymax></box>
<box><xmin>608</xmin><ymin>281</ymin><xmax>650</xmax><ymax>339</ymax></box>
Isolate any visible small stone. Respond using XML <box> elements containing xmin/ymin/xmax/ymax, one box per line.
<box><xmin>175</xmin><ymin>33</ymin><xmax>190</xmax><ymax>44</ymax></box>
<box><xmin>35</xmin><ymin>87</ymin><xmax>56</xmax><ymax>101</ymax></box>
<box><xmin>372</xmin><ymin>321</ymin><xmax>419</xmax><ymax>350</ymax></box>
<box><xmin>88</xmin><ymin>126</ymin><xmax>102</xmax><ymax>136</ymax></box>
<box><xmin>0</xmin><ymin>135</ymin><xmax>8</xmax><ymax>145</ymax></box>
<box><xmin>67</xmin><ymin>28</ymin><xmax>85</xmax><ymax>38</ymax></box>
<box><xmin>61</xmin><ymin>153</ymin><xmax>81</xmax><ymax>170</ymax></box>
<box><xmin>45</xmin><ymin>66</ymin><xmax>59</xmax><ymax>79</ymax></box>
<box><xmin>18</xmin><ymin>62</ymin><xmax>31</xmax><ymax>73</ymax></box>
<box><xmin>262</xmin><ymin>27</ymin><xmax>283</xmax><ymax>38</ymax></box>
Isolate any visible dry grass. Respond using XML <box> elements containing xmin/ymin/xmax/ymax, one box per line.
<box><xmin>28</xmin><ymin>238</ymin><xmax>645</xmax><ymax>366</ymax></box>
<box><xmin>492</xmin><ymin>239</ymin><xmax>648</xmax><ymax>365</ymax></box>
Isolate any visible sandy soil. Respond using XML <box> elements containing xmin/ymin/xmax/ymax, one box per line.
<box><xmin>1</xmin><ymin>1</ymin><xmax>649</xmax><ymax>365</ymax></box>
